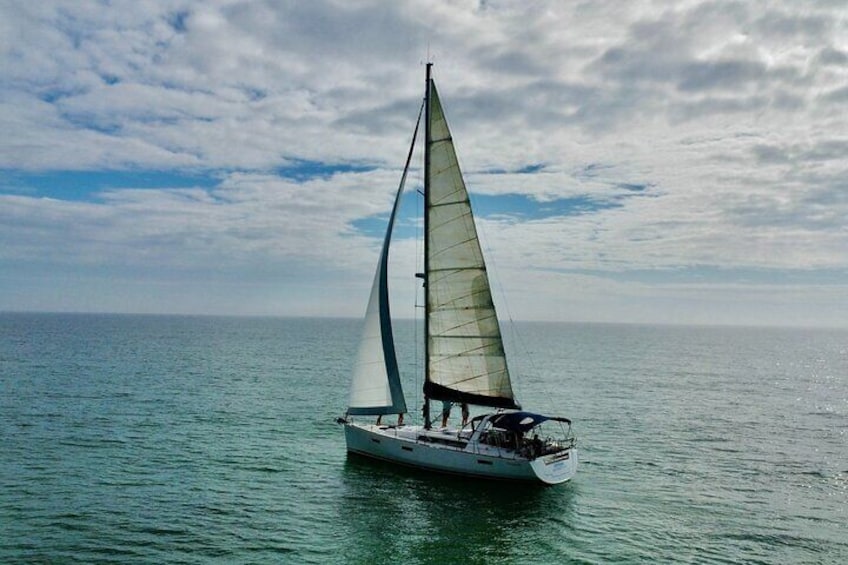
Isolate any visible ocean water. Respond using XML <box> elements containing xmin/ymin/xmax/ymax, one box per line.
<box><xmin>1</xmin><ymin>313</ymin><xmax>846</xmax><ymax>564</ymax></box>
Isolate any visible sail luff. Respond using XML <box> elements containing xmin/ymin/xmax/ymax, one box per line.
<box><xmin>423</xmin><ymin>78</ymin><xmax>519</xmax><ymax>410</ymax></box>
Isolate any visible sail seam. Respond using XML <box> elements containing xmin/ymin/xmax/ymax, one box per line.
<box><xmin>433</xmin><ymin>310</ymin><xmax>496</xmax><ymax>320</ymax></box>
<box><xmin>436</xmin><ymin>341</ymin><xmax>504</xmax><ymax>355</ymax></box>
<box><xmin>431</xmin><ymin>238</ymin><xmax>477</xmax><ymax>256</ymax></box>
<box><xmin>429</xmin><ymin>199</ymin><xmax>470</xmax><ymax>208</ymax></box>
<box><xmin>427</xmin><ymin>267</ymin><xmax>487</xmax><ymax>273</ymax></box>
<box><xmin>430</xmin><ymin>334</ymin><xmax>502</xmax><ymax>339</ymax></box>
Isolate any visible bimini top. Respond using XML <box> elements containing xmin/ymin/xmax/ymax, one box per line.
<box><xmin>489</xmin><ymin>411</ymin><xmax>571</xmax><ymax>433</ymax></box>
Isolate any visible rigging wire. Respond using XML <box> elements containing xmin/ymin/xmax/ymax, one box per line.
<box><xmin>472</xmin><ymin>196</ymin><xmax>560</xmax><ymax>416</ymax></box>
<box><xmin>412</xmin><ymin>152</ymin><xmax>424</xmax><ymax>425</ymax></box>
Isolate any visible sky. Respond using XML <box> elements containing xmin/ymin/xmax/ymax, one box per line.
<box><xmin>1</xmin><ymin>0</ymin><xmax>847</xmax><ymax>327</ymax></box>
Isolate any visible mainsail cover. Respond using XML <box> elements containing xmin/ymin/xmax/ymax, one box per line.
<box><xmin>424</xmin><ymin>81</ymin><xmax>518</xmax><ymax>409</ymax></box>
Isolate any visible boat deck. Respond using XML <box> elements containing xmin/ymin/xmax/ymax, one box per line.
<box><xmin>368</xmin><ymin>423</ymin><xmax>531</xmax><ymax>461</ymax></box>
<box><xmin>344</xmin><ymin>420</ymin><xmax>577</xmax><ymax>484</ymax></box>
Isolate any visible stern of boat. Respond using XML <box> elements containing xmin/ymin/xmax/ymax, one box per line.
<box><xmin>530</xmin><ymin>446</ymin><xmax>578</xmax><ymax>485</ymax></box>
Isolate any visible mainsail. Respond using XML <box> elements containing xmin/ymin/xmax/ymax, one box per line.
<box><xmin>423</xmin><ymin>78</ymin><xmax>519</xmax><ymax>410</ymax></box>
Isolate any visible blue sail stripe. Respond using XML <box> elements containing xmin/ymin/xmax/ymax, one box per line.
<box><xmin>373</xmin><ymin>99</ymin><xmax>425</xmax><ymax>416</ymax></box>
<box><xmin>377</xmin><ymin>243</ymin><xmax>405</xmax><ymax>414</ymax></box>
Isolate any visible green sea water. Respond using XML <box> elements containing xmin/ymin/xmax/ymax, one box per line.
<box><xmin>1</xmin><ymin>313</ymin><xmax>846</xmax><ymax>563</ymax></box>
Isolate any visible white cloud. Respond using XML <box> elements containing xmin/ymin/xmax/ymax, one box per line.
<box><xmin>1</xmin><ymin>0</ymin><xmax>846</xmax><ymax>325</ymax></box>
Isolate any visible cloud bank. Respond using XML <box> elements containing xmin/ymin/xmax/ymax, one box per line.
<box><xmin>1</xmin><ymin>0</ymin><xmax>847</xmax><ymax>326</ymax></box>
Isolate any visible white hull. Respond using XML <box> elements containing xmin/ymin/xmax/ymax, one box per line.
<box><xmin>344</xmin><ymin>421</ymin><xmax>577</xmax><ymax>485</ymax></box>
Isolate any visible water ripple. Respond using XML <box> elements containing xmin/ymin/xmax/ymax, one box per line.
<box><xmin>2</xmin><ymin>315</ymin><xmax>847</xmax><ymax>563</ymax></box>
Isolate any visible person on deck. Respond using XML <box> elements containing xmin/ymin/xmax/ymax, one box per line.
<box><xmin>461</xmin><ymin>403</ymin><xmax>469</xmax><ymax>426</ymax></box>
<box><xmin>440</xmin><ymin>401</ymin><xmax>452</xmax><ymax>427</ymax></box>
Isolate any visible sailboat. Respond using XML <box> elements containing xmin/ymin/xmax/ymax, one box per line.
<box><xmin>338</xmin><ymin>64</ymin><xmax>577</xmax><ymax>485</ymax></box>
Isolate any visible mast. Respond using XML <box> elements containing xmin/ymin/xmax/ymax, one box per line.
<box><xmin>422</xmin><ymin>61</ymin><xmax>433</xmax><ymax>429</ymax></box>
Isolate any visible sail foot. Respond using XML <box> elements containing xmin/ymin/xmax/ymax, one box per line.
<box><xmin>424</xmin><ymin>381</ymin><xmax>520</xmax><ymax>410</ymax></box>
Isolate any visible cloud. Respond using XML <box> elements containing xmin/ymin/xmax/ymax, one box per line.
<box><xmin>1</xmin><ymin>0</ymin><xmax>847</xmax><ymax>326</ymax></box>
